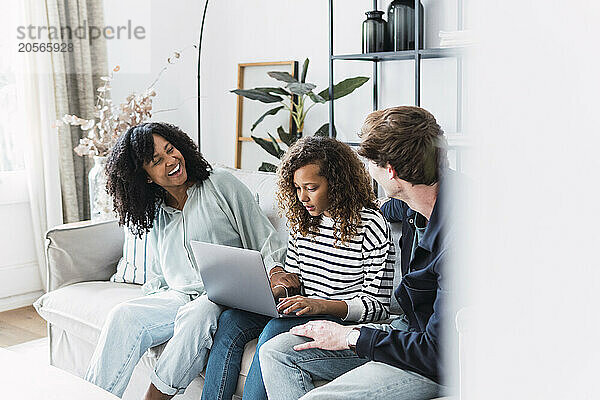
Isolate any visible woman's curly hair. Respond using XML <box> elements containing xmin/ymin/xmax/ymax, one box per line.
<box><xmin>276</xmin><ymin>136</ymin><xmax>377</xmax><ymax>245</ymax></box>
<box><xmin>105</xmin><ymin>122</ymin><xmax>212</xmax><ymax>237</ymax></box>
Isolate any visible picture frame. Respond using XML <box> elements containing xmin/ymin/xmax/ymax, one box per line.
<box><xmin>234</xmin><ymin>61</ymin><xmax>298</xmax><ymax>169</ymax></box>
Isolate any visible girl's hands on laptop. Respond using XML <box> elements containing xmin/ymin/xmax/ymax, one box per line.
<box><xmin>272</xmin><ymin>285</ymin><xmax>289</xmax><ymax>301</ymax></box>
<box><xmin>277</xmin><ymin>296</ymin><xmax>348</xmax><ymax>318</ymax></box>
<box><xmin>277</xmin><ymin>296</ymin><xmax>326</xmax><ymax>316</ymax></box>
<box><xmin>269</xmin><ymin>267</ymin><xmax>301</xmax><ymax>295</ymax></box>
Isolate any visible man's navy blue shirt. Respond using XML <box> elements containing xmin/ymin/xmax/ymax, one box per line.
<box><xmin>380</xmin><ymin>198</ymin><xmax>424</xmax><ymax>276</ymax></box>
<box><xmin>357</xmin><ymin>171</ymin><xmax>463</xmax><ymax>385</ymax></box>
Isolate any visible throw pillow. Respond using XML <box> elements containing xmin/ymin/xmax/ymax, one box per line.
<box><xmin>110</xmin><ymin>227</ymin><xmax>152</xmax><ymax>285</ymax></box>
<box><xmin>214</xmin><ymin>165</ymin><xmax>287</xmax><ymax>241</ymax></box>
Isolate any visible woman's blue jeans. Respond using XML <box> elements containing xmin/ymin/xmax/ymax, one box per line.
<box><xmin>84</xmin><ymin>291</ymin><xmax>224</xmax><ymax>397</ymax></box>
<box><xmin>201</xmin><ymin>309</ymin><xmax>343</xmax><ymax>400</ymax></box>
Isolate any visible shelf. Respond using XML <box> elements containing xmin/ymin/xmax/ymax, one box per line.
<box><xmin>332</xmin><ymin>50</ymin><xmax>415</xmax><ymax>61</ymax></box>
<box><xmin>421</xmin><ymin>47</ymin><xmax>466</xmax><ymax>59</ymax></box>
<box><xmin>331</xmin><ymin>47</ymin><xmax>466</xmax><ymax>62</ymax></box>
<box><xmin>341</xmin><ymin>135</ymin><xmax>471</xmax><ymax>149</ymax></box>
<box><xmin>327</xmin><ymin>0</ymin><xmax>468</xmax><ymax>145</ymax></box>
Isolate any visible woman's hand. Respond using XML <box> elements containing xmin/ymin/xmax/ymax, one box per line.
<box><xmin>277</xmin><ymin>296</ymin><xmax>330</xmax><ymax>316</ymax></box>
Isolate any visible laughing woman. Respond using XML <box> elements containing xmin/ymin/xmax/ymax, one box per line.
<box><xmin>84</xmin><ymin>122</ymin><xmax>287</xmax><ymax>399</ymax></box>
<box><xmin>201</xmin><ymin>136</ymin><xmax>396</xmax><ymax>400</ymax></box>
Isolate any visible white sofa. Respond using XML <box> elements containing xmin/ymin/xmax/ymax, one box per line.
<box><xmin>34</xmin><ymin>167</ymin><xmax>451</xmax><ymax>400</ymax></box>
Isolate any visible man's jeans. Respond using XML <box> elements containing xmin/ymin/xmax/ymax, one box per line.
<box><xmin>84</xmin><ymin>290</ymin><xmax>224</xmax><ymax>397</ymax></box>
<box><xmin>260</xmin><ymin>318</ymin><xmax>445</xmax><ymax>400</ymax></box>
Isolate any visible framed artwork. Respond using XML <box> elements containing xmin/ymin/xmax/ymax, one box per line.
<box><xmin>234</xmin><ymin>61</ymin><xmax>298</xmax><ymax>169</ymax></box>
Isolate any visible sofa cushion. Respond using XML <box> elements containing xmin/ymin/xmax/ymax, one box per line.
<box><xmin>34</xmin><ymin>281</ymin><xmax>142</xmax><ymax>344</ymax></box>
<box><xmin>36</xmin><ymin>281</ymin><xmax>261</xmax><ymax>388</ymax></box>
<box><xmin>46</xmin><ymin>220</ymin><xmax>124</xmax><ymax>291</ymax></box>
<box><xmin>217</xmin><ymin>165</ymin><xmax>288</xmax><ymax>242</ymax></box>
<box><xmin>110</xmin><ymin>227</ymin><xmax>152</xmax><ymax>285</ymax></box>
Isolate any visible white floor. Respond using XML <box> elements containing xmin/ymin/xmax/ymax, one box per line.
<box><xmin>7</xmin><ymin>337</ymin><xmax>49</xmax><ymax>366</ymax></box>
<box><xmin>2</xmin><ymin>338</ymin><xmax>123</xmax><ymax>399</ymax></box>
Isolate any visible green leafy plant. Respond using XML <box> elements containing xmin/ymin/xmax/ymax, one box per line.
<box><xmin>232</xmin><ymin>58</ymin><xmax>369</xmax><ymax>172</ymax></box>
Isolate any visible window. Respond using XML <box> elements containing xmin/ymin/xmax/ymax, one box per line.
<box><xmin>0</xmin><ymin>69</ymin><xmax>24</xmax><ymax>172</ymax></box>
<box><xmin>0</xmin><ymin>6</ymin><xmax>24</xmax><ymax>172</ymax></box>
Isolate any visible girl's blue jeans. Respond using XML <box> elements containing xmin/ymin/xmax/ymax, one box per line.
<box><xmin>201</xmin><ymin>308</ymin><xmax>344</xmax><ymax>400</ymax></box>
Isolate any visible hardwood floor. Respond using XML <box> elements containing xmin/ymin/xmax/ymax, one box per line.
<box><xmin>0</xmin><ymin>305</ymin><xmax>47</xmax><ymax>347</ymax></box>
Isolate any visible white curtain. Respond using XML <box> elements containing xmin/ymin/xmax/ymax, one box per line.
<box><xmin>15</xmin><ymin>0</ymin><xmax>64</xmax><ymax>290</ymax></box>
<box><xmin>13</xmin><ymin>0</ymin><xmax>108</xmax><ymax>290</ymax></box>
<box><xmin>47</xmin><ymin>0</ymin><xmax>108</xmax><ymax>223</ymax></box>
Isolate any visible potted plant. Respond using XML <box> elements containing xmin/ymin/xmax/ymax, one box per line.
<box><xmin>232</xmin><ymin>58</ymin><xmax>368</xmax><ymax>172</ymax></box>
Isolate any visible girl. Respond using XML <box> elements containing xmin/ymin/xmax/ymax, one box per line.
<box><xmin>201</xmin><ymin>136</ymin><xmax>396</xmax><ymax>400</ymax></box>
<box><xmin>84</xmin><ymin>122</ymin><xmax>286</xmax><ymax>400</ymax></box>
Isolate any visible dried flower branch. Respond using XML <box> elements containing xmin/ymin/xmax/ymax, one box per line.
<box><xmin>59</xmin><ymin>46</ymin><xmax>194</xmax><ymax>158</ymax></box>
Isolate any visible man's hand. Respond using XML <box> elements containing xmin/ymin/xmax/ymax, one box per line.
<box><xmin>269</xmin><ymin>268</ymin><xmax>301</xmax><ymax>291</ymax></box>
<box><xmin>289</xmin><ymin>320</ymin><xmax>355</xmax><ymax>351</ymax></box>
<box><xmin>277</xmin><ymin>296</ymin><xmax>328</xmax><ymax>316</ymax></box>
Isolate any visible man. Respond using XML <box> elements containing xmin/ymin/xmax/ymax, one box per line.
<box><xmin>259</xmin><ymin>106</ymin><xmax>464</xmax><ymax>400</ymax></box>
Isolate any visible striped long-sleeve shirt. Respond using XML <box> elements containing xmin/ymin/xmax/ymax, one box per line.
<box><xmin>284</xmin><ymin>208</ymin><xmax>395</xmax><ymax>323</ymax></box>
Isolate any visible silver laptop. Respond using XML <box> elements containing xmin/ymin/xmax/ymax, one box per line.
<box><xmin>190</xmin><ymin>241</ymin><xmax>296</xmax><ymax>318</ymax></box>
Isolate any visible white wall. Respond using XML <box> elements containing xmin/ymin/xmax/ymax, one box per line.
<box><xmin>0</xmin><ymin>171</ymin><xmax>43</xmax><ymax>311</ymax></box>
<box><xmin>103</xmin><ymin>0</ymin><xmax>201</xmax><ymax>146</ymax></box>
<box><xmin>105</xmin><ymin>0</ymin><xmax>464</xmax><ymax>168</ymax></box>
<box><xmin>0</xmin><ymin>3</ymin><xmax>44</xmax><ymax>311</ymax></box>
<box><xmin>463</xmin><ymin>1</ymin><xmax>600</xmax><ymax>398</ymax></box>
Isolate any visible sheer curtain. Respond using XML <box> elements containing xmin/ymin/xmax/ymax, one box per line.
<box><xmin>14</xmin><ymin>0</ymin><xmax>108</xmax><ymax>289</ymax></box>
<box><xmin>46</xmin><ymin>0</ymin><xmax>108</xmax><ymax>222</ymax></box>
<box><xmin>15</xmin><ymin>1</ymin><xmax>63</xmax><ymax>290</ymax></box>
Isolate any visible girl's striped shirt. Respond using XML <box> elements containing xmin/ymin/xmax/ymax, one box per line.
<box><xmin>284</xmin><ymin>208</ymin><xmax>395</xmax><ymax>323</ymax></box>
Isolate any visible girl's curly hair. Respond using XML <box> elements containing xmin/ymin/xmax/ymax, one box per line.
<box><xmin>276</xmin><ymin>136</ymin><xmax>377</xmax><ymax>245</ymax></box>
<box><xmin>105</xmin><ymin>122</ymin><xmax>212</xmax><ymax>236</ymax></box>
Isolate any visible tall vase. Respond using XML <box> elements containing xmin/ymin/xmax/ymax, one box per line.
<box><xmin>88</xmin><ymin>156</ymin><xmax>115</xmax><ymax>220</ymax></box>
<box><xmin>387</xmin><ymin>0</ymin><xmax>424</xmax><ymax>51</ymax></box>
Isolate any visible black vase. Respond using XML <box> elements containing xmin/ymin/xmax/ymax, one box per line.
<box><xmin>362</xmin><ymin>10</ymin><xmax>386</xmax><ymax>53</ymax></box>
<box><xmin>387</xmin><ymin>0</ymin><xmax>424</xmax><ymax>51</ymax></box>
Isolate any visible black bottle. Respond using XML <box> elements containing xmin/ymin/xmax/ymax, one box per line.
<box><xmin>387</xmin><ymin>0</ymin><xmax>424</xmax><ymax>51</ymax></box>
<box><xmin>362</xmin><ymin>10</ymin><xmax>386</xmax><ymax>53</ymax></box>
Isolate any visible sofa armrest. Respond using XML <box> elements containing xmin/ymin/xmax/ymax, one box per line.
<box><xmin>46</xmin><ymin>219</ymin><xmax>124</xmax><ymax>291</ymax></box>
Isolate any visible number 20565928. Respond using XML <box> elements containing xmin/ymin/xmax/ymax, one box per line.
<box><xmin>18</xmin><ymin>42</ymin><xmax>74</xmax><ymax>52</ymax></box>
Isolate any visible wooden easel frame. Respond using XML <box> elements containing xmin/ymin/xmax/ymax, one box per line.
<box><xmin>234</xmin><ymin>61</ymin><xmax>298</xmax><ymax>169</ymax></box>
